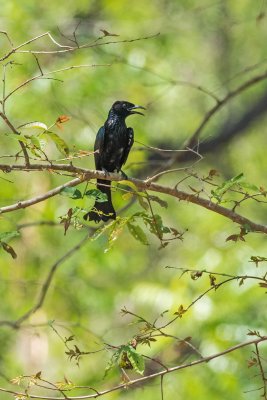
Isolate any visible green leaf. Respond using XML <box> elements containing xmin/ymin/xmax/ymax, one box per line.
<box><xmin>127</xmin><ymin>222</ymin><xmax>149</xmax><ymax>245</ymax></box>
<box><xmin>30</xmin><ymin>135</ymin><xmax>42</xmax><ymax>150</ymax></box>
<box><xmin>126</xmin><ymin>346</ymin><xmax>145</xmax><ymax>375</ymax></box>
<box><xmin>149</xmin><ymin>195</ymin><xmax>168</xmax><ymax>208</ymax></box>
<box><xmin>211</xmin><ymin>173</ymin><xmax>244</xmax><ymax>202</ymax></box>
<box><xmin>104</xmin><ymin>348</ymin><xmax>122</xmax><ymax>377</ymax></box>
<box><xmin>238</xmin><ymin>181</ymin><xmax>259</xmax><ymax>192</ymax></box>
<box><xmin>0</xmin><ymin>231</ymin><xmax>20</xmax><ymax>242</ymax></box>
<box><xmin>45</xmin><ymin>131</ymin><xmax>69</xmax><ymax>156</ymax></box>
<box><xmin>60</xmin><ymin>187</ymin><xmax>82</xmax><ymax>199</ymax></box>
<box><xmin>105</xmin><ymin>217</ymin><xmax>130</xmax><ymax>252</ymax></box>
<box><xmin>85</xmin><ymin>189</ymin><xmax>108</xmax><ymax>203</ymax></box>
<box><xmin>5</xmin><ymin>133</ymin><xmax>28</xmax><ymax>143</ymax></box>
<box><xmin>18</xmin><ymin>121</ymin><xmax>48</xmax><ymax>131</ymax></box>
<box><xmin>91</xmin><ymin>219</ymin><xmax>118</xmax><ymax>242</ymax></box>
<box><xmin>138</xmin><ymin>195</ymin><xmax>149</xmax><ymax>210</ymax></box>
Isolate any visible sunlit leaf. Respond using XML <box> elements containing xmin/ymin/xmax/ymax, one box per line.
<box><xmin>126</xmin><ymin>346</ymin><xmax>145</xmax><ymax>375</ymax></box>
<box><xmin>30</xmin><ymin>135</ymin><xmax>42</xmax><ymax>150</ymax></box>
<box><xmin>0</xmin><ymin>231</ymin><xmax>20</xmax><ymax>242</ymax></box>
<box><xmin>211</xmin><ymin>173</ymin><xmax>244</xmax><ymax>202</ymax></box>
<box><xmin>45</xmin><ymin>131</ymin><xmax>69</xmax><ymax>156</ymax></box>
<box><xmin>5</xmin><ymin>133</ymin><xmax>28</xmax><ymax>143</ymax></box>
<box><xmin>18</xmin><ymin>121</ymin><xmax>48</xmax><ymax>131</ymax></box>
<box><xmin>127</xmin><ymin>222</ymin><xmax>149</xmax><ymax>245</ymax></box>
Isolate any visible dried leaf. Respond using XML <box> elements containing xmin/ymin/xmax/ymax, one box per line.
<box><xmin>247</xmin><ymin>357</ymin><xmax>258</xmax><ymax>368</ymax></box>
<box><xmin>1</xmin><ymin>241</ymin><xmax>17</xmax><ymax>259</ymax></box>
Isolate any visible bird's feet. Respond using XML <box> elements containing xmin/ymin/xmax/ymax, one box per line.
<box><xmin>102</xmin><ymin>168</ymin><xmax>110</xmax><ymax>177</ymax></box>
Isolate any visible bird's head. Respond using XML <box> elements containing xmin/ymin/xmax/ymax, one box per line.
<box><xmin>111</xmin><ymin>101</ymin><xmax>145</xmax><ymax>117</ymax></box>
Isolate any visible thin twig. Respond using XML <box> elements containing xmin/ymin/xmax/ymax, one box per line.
<box><xmin>4</xmin><ymin>64</ymin><xmax>111</xmax><ymax>102</ymax></box>
<box><xmin>14</xmin><ymin>233</ymin><xmax>90</xmax><ymax>326</ymax></box>
<box><xmin>254</xmin><ymin>342</ymin><xmax>267</xmax><ymax>399</ymax></box>
<box><xmin>0</xmin><ymin>112</ymin><xmax>30</xmax><ymax>167</ymax></box>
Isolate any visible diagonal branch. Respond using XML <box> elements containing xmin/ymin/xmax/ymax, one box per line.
<box><xmin>1</xmin><ymin>336</ymin><xmax>266</xmax><ymax>399</ymax></box>
<box><xmin>14</xmin><ymin>233</ymin><xmax>90</xmax><ymax>326</ymax></box>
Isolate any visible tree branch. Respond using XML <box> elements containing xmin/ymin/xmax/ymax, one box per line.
<box><xmin>0</xmin><ymin>163</ymin><xmax>266</xmax><ymax>234</ymax></box>
<box><xmin>1</xmin><ymin>336</ymin><xmax>266</xmax><ymax>399</ymax></box>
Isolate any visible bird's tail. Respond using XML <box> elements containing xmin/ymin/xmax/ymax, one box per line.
<box><xmin>83</xmin><ymin>179</ymin><xmax>116</xmax><ymax>223</ymax></box>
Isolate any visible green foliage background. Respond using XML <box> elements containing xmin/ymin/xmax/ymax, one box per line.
<box><xmin>0</xmin><ymin>1</ymin><xmax>267</xmax><ymax>399</ymax></box>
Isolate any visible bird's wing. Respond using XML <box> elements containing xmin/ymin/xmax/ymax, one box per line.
<box><xmin>121</xmin><ymin>127</ymin><xmax>134</xmax><ymax>166</ymax></box>
<box><xmin>94</xmin><ymin>125</ymin><xmax>105</xmax><ymax>170</ymax></box>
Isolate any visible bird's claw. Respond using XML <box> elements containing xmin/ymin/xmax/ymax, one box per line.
<box><xmin>102</xmin><ymin>168</ymin><xmax>109</xmax><ymax>177</ymax></box>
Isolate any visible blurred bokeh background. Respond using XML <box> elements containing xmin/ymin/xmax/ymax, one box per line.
<box><xmin>0</xmin><ymin>1</ymin><xmax>267</xmax><ymax>399</ymax></box>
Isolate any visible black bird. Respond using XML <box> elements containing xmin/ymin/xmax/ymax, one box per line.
<box><xmin>84</xmin><ymin>100</ymin><xmax>145</xmax><ymax>223</ymax></box>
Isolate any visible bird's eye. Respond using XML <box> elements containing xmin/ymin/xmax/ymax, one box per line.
<box><xmin>122</xmin><ymin>103</ymin><xmax>127</xmax><ymax>108</ymax></box>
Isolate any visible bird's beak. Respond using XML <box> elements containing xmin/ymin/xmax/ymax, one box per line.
<box><xmin>128</xmin><ymin>105</ymin><xmax>146</xmax><ymax>116</ymax></box>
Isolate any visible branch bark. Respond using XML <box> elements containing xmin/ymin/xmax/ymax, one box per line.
<box><xmin>0</xmin><ymin>162</ymin><xmax>267</xmax><ymax>234</ymax></box>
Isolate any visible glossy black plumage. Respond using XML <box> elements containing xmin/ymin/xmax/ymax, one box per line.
<box><xmin>84</xmin><ymin>101</ymin><xmax>145</xmax><ymax>223</ymax></box>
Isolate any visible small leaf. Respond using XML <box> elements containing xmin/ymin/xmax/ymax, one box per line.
<box><xmin>34</xmin><ymin>371</ymin><xmax>42</xmax><ymax>379</ymax></box>
<box><xmin>247</xmin><ymin>357</ymin><xmax>258</xmax><ymax>368</ymax></box>
<box><xmin>1</xmin><ymin>242</ymin><xmax>17</xmax><ymax>259</ymax></box>
<box><xmin>0</xmin><ymin>231</ymin><xmax>20</xmax><ymax>242</ymax></box>
<box><xmin>148</xmin><ymin>195</ymin><xmax>168</xmax><ymax>208</ymax></box>
<box><xmin>238</xmin><ymin>182</ymin><xmax>259</xmax><ymax>192</ymax></box>
<box><xmin>212</xmin><ymin>173</ymin><xmax>244</xmax><ymax>202</ymax></box>
<box><xmin>138</xmin><ymin>195</ymin><xmax>149</xmax><ymax>210</ymax></box>
<box><xmin>91</xmin><ymin>219</ymin><xmax>117</xmax><ymax>242</ymax></box>
<box><xmin>191</xmin><ymin>270</ymin><xmax>203</xmax><ymax>280</ymax></box>
<box><xmin>127</xmin><ymin>222</ymin><xmax>149</xmax><ymax>245</ymax></box>
<box><xmin>105</xmin><ymin>217</ymin><xmax>130</xmax><ymax>252</ymax></box>
<box><xmin>208</xmin><ymin>169</ymin><xmax>219</xmax><ymax>179</ymax></box>
<box><xmin>247</xmin><ymin>329</ymin><xmax>261</xmax><ymax>337</ymax></box>
<box><xmin>60</xmin><ymin>187</ymin><xmax>82</xmax><ymax>199</ymax></box>
<box><xmin>10</xmin><ymin>375</ymin><xmax>23</xmax><ymax>385</ymax></box>
<box><xmin>18</xmin><ymin>121</ymin><xmax>48</xmax><ymax>131</ymax></box>
<box><xmin>126</xmin><ymin>346</ymin><xmax>145</xmax><ymax>375</ymax></box>
<box><xmin>56</xmin><ymin>115</ymin><xmax>71</xmax><ymax>124</ymax></box>
<box><xmin>249</xmin><ymin>255</ymin><xmax>267</xmax><ymax>267</ymax></box>
<box><xmin>100</xmin><ymin>29</ymin><xmax>120</xmax><ymax>37</ymax></box>
<box><xmin>119</xmin><ymin>180</ymin><xmax>139</xmax><ymax>192</ymax></box>
<box><xmin>209</xmin><ymin>274</ymin><xmax>216</xmax><ymax>286</ymax></box>
<box><xmin>239</xmin><ymin>277</ymin><xmax>245</xmax><ymax>286</ymax></box>
<box><xmin>174</xmin><ymin>304</ymin><xmax>186</xmax><ymax>318</ymax></box>
<box><xmin>30</xmin><ymin>135</ymin><xmax>42</xmax><ymax>150</ymax></box>
<box><xmin>226</xmin><ymin>234</ymin><xmax>242</xmax><ymax>242</ymax></box>
<box><xmin>60</xmin><ymin>208</ymin><xmax>73</xmax><ymax>235</ymax></box>
<box><xmin>5</xmin><ymin>133</ymin><xmax>28</xmax><ymax>143</ymax></box>
<box><xmin>45</xmin><ymin>131</ymin><xmax>69</xmax><ymax>155</ymax></box>
<box><xmin>85</xmin><ymin>189</ymin><xmax>108</xmax><ymax>202</ymax></box>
